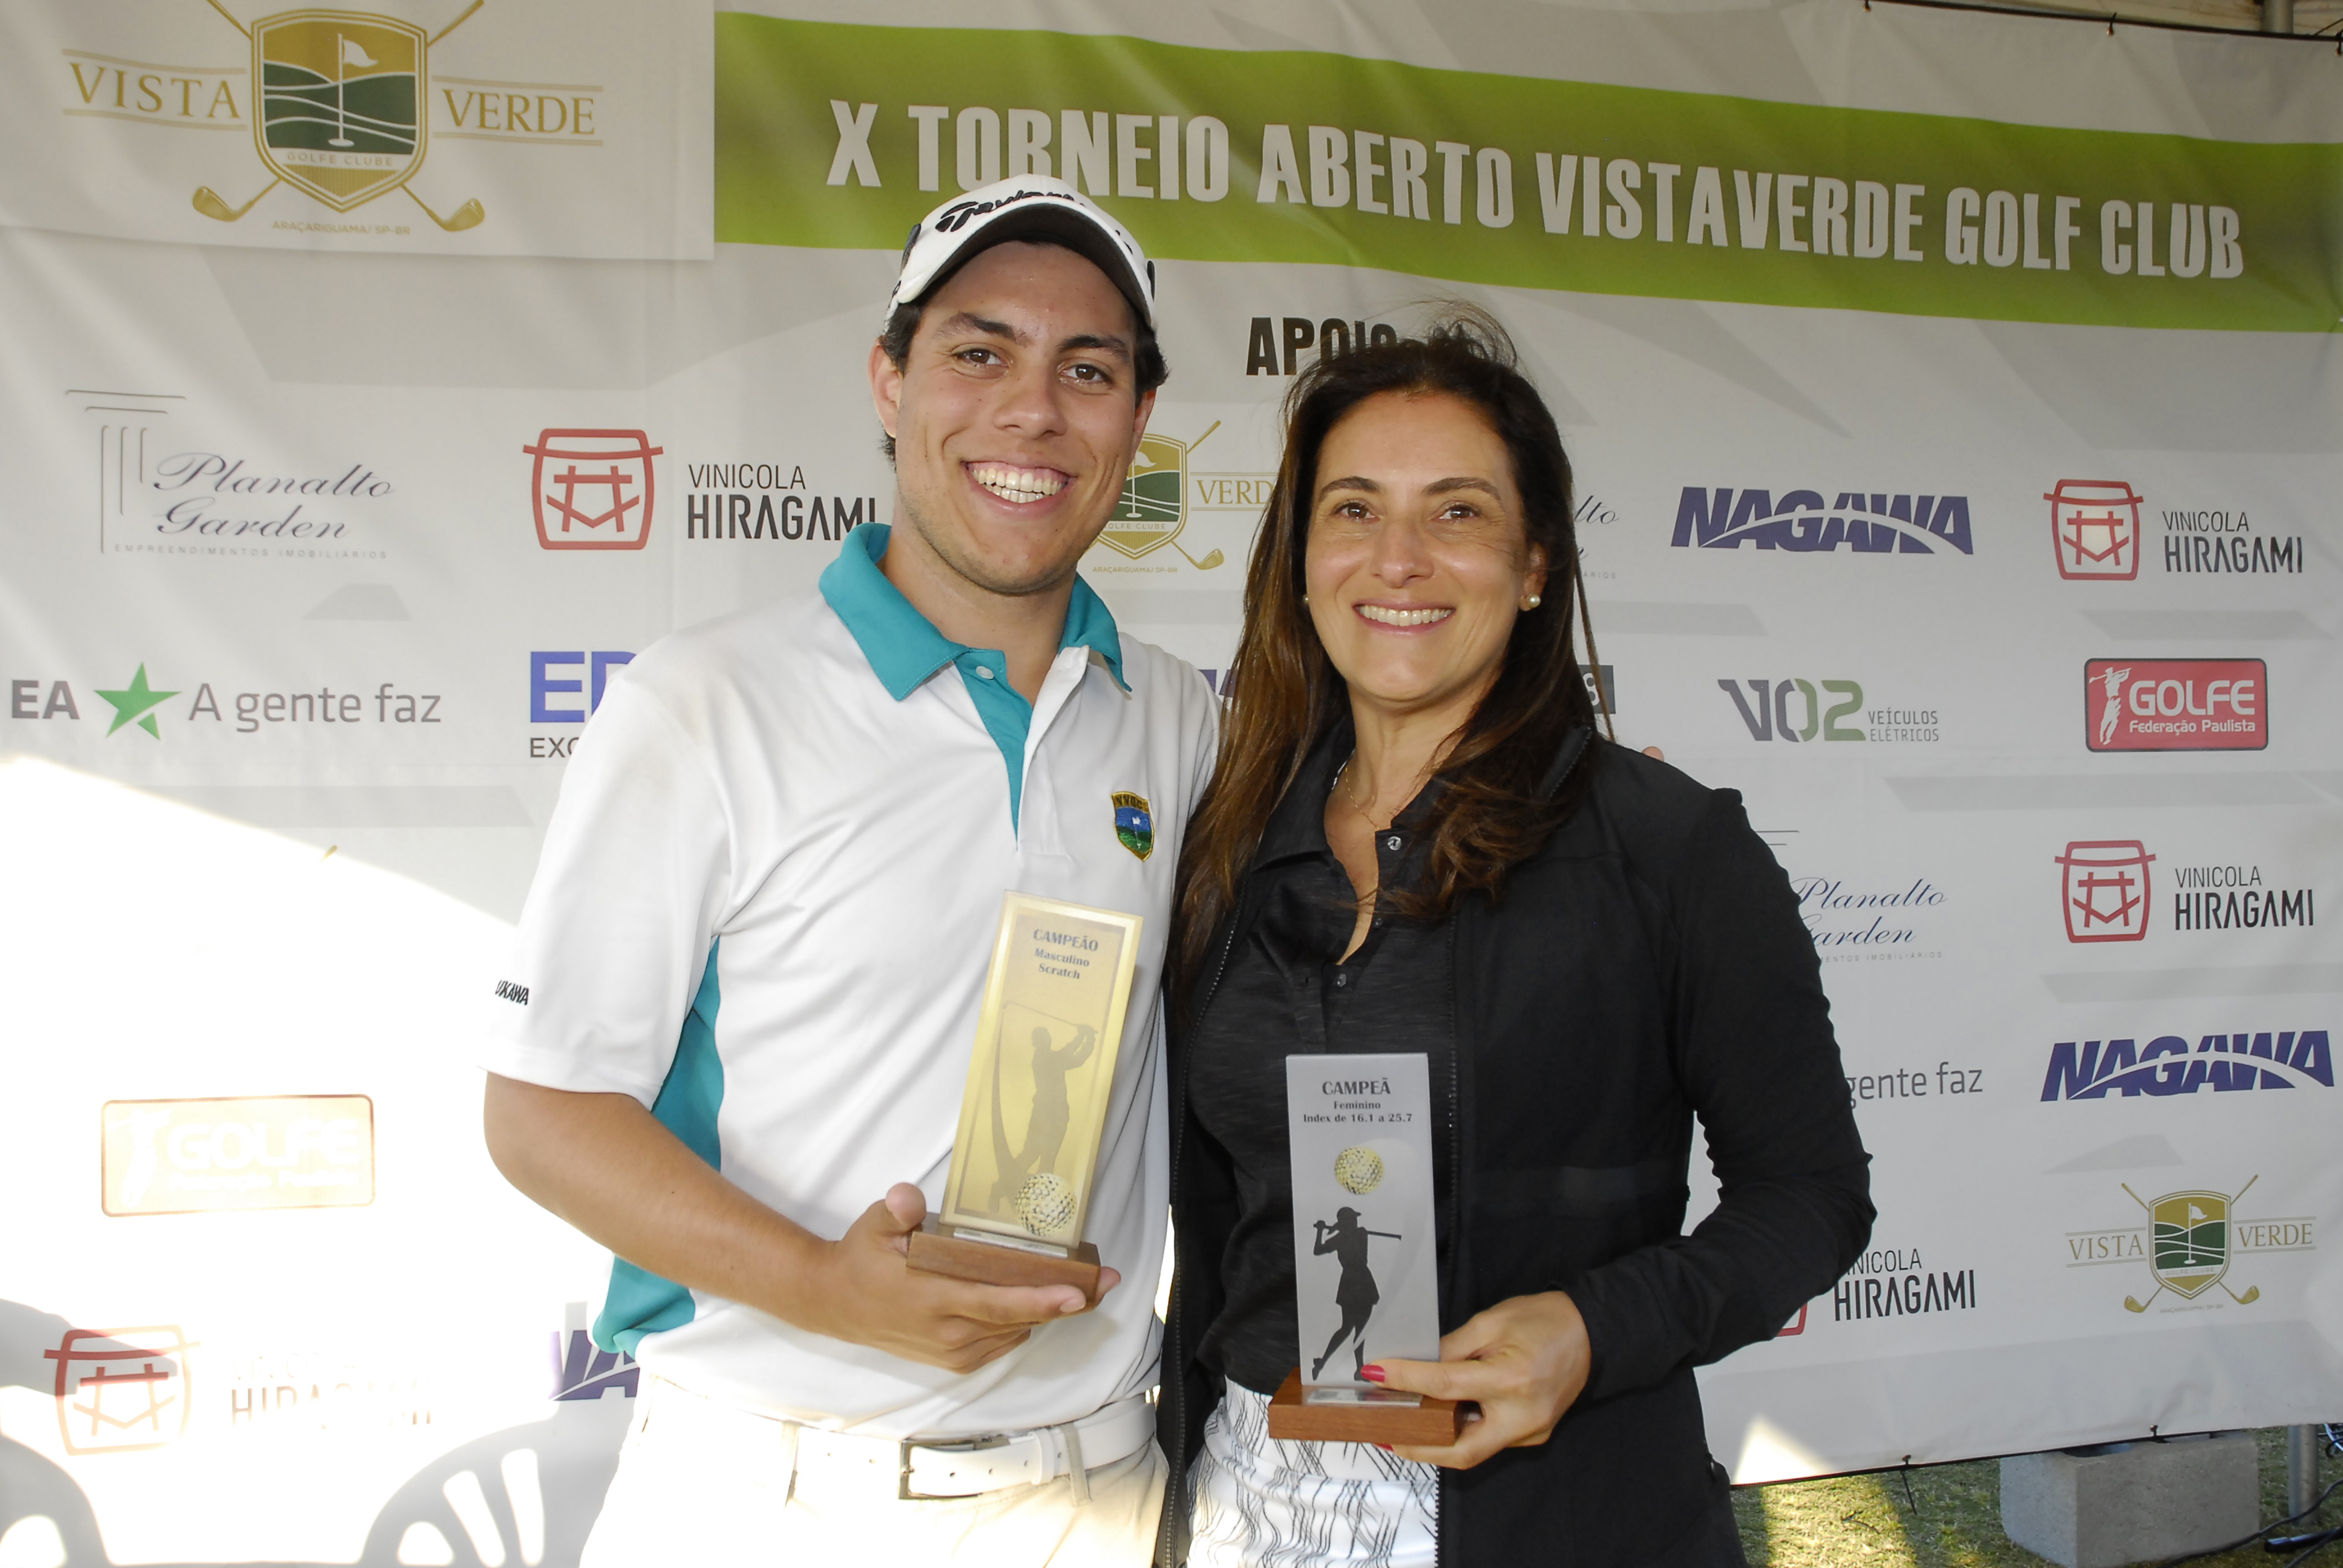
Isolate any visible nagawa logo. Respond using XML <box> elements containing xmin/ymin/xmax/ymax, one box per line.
<box><xmin>2040</xmin><ymin>1028</ymin><xmax>2331</xmax><ymax>1100</ymax></box>
<box><xmin>526</xmin><ymin>430</ymin><xmax>663</xmax><ymax>550</ymax></box>
<box><xmin>2086</xmin><ymin>659</ymin><xmax>2266</xmax><ymax>752</ymax></box>
<box><xmin>2066</xmin><ymin>1177</ymin><xmax>2315</xmax><ymax>1316</ymax></box>
<box><xmin>2056</xmin><ymin>840</ymin><xmax>2154</xmax><ymax>943</ymax></box>
<box><xmin>1097</xmin><ymin>424</ymin><xmax>1226</xmax><ymax>569</ymax></box>
<box><xmin>2048</xmin><ymin>479</ymin><xmax>2144</xmax><ymax>580</ymax></box>
<box><xmin>45</xmin><ymin>1327</ymin><xmax>197</xmax><ymax>1455</ymax></box>
<box><xmin>551</xmin><ymin>1327</ymin><xmax>638</xmax><ymax>1400</ymax></box>
<box><xmin>191</xmin><ymin>4</ymin><xmax>481</xmax><ymax>231</ymax></box>
<box><xmin>1672</xmin><ymin>488</ymin><xmax>1973</xmax><ymax>554</ymax></box>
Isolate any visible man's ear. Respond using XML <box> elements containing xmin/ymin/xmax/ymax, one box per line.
<box><xmin>870</xmin><ymin>339</ymin><xmax>903</xmax><ymax>441</ymax></box>
<box><xmin>1130</xmin><ymin>387</ymin><xmax>1157</xmax><ymax>452</ymax></box>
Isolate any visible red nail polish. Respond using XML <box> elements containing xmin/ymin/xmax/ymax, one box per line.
<box><xmin>1374</xmin><ymin>1442</ymin><xmax>1392</xmax><ymax>1451</ymax></box>
<box><xmin>1360</xmin><ymin>1365</ymin><xmax>1386</xmax><ymax>1383</ymax></box>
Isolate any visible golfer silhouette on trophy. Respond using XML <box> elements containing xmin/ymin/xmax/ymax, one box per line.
<box><xmin>1309</xmin><ymin>1207</ymin><xmax>1401</xmax><ymax>1381</ymax></box>
<box><xmin>989</xmin><ymin>1023</ymin><xmax>1098</xmax><ymax>1207</ymax></box>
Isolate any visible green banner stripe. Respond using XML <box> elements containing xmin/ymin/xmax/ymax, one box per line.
<box><xmin>715</xmin><ymin>15</ymin><xmax>2343</xmax><ymax>333</ymax></box>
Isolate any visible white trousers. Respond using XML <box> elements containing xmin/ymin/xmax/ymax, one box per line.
<box><xmin>1187</xmin><ymin>1383</ymin><xmax>1438</xmax><ymax>1568</ymax></box>
<box><xmin>582</xmin><ymin>1378</ymin><xmax>1168</xmax><ymax>1568</ymax></box>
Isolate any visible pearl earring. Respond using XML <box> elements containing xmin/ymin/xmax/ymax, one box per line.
<box><xmin>1524</xmin><ymin>594</ymin><xmax>1542</xmax><ymax>610</ymax></box>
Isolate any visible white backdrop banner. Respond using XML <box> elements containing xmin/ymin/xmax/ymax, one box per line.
<box><xmin>1</xmin><ymin>0</ymin><xmax>2338</xmax><ymax>1563</ymax></box>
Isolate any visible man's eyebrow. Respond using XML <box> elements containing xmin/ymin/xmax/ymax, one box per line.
<box><xmin>936</xmin><ymin>311</ymin><xmax>1024</xmax><ymax>342</ymax></box>
<box><xmin>1058</xmin><ymin>332</ymin><xmax>1133</xmax><ymax>364</ymax></box>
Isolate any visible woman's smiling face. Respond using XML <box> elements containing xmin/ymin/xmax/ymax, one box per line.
<box><xmin>1303</xmin><ymin>390</ymin><xmax>1547</xmax><ymax>723</ymax></box>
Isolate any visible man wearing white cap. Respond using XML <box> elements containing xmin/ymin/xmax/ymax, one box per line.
<box><xmin>480</xmin><ymin>176</ymin><xmax>1211</xmax><ymax>1564</ymax></box>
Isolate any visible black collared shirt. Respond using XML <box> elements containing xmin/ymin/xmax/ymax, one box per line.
<box><xmin>1187</xmin><ymin>728</ymin><xmax>1456</xmax><ymax>1396</ymax></box>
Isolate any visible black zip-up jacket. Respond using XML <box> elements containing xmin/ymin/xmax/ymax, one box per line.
<box><xmin>1156</xmin><ymin>731</ymin><xmax>1874</xmax><ymax>1566</ymax></box>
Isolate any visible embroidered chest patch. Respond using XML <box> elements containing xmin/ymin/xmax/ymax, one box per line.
<box><xmin>1112</xmin><ymin>791</ymin><xmax>1154</xmax><ymax>861</ymax></box>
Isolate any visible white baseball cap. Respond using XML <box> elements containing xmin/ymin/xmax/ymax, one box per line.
<box><xmin>885</xmin><ymin>175</ymin><xmax>1156</xmax><ymax>330</ymax></box>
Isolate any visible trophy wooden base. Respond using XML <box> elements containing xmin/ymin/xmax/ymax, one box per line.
<box><xmin>1265</xmin><ymin>1368</ymin><xmax>1464</xmax><ymax>1446</ymax></box>
<box><xmin>905</xmin><ymin>1218</ymin><xmax>1104</xmax><ymax>1304</ymax></box>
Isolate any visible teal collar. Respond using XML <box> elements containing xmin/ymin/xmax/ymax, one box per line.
<box><xmin>819</xmin><ymin>523</ymin><xmax>1127</xmax><ymax>697</ymax></box>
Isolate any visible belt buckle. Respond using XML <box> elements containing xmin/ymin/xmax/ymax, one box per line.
<box><xmin>898</xmin><ymin>1432</ymin><xmax>1010</xmax><ymax>1501</ymax></box>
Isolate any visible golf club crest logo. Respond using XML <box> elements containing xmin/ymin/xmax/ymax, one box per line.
<box><xmin>1099</xmin><ymin>426</ymin><xmax>1224</xmax><ymax>569</ymax></box>
<box><xmin>194</xmin><ymin>3</ymin><xmax>484</xmax><ymax>231</ymax></box>
<box><xmin>2123</xmin><ymin>1177</ymin><xmax>2259</xmax><ymax>1313</ymax></box>
<box><xmin>1112</xmin><ymin>791</ymin><xmax>1153</xmax><ymax>861</ymax></box>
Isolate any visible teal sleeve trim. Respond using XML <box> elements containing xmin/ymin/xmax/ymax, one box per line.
<box><xmin>592</xmin><ymin>940</ymin><xmax>726</xmax><ymax>1357</ymax></box>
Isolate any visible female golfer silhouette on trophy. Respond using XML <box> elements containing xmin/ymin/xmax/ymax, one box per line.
<box><xmin>1308</xmin><ymin>1207</ymin><xmax>1402</xmax><ymax>1380</ymax></box>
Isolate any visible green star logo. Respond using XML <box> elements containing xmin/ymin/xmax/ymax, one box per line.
<box><xmin>96</xmin><ymin>665</ymin><xmax>179</xmax><ymax>739</ymax></box>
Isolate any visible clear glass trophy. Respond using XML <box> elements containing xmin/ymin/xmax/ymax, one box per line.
<box><xmin>905</xmin><ymin>892</ymin><xmax>1141</xmax><ymax>1300</ymax></box>
<box><xmin>1268</xmin><ymin>1052</ymin><xmax>1461</xmax><ymax>1443</ymax></box>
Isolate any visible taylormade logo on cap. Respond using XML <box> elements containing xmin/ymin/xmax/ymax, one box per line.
<box><xmin>932</xmin><ymin>186</ymin><xmax>1057</xmax><ymax>232</ymax></box>
<box><xmin>886</xmin><ymin>175</ymin><xmax>1156</xmax><ymax>328</ymax></box>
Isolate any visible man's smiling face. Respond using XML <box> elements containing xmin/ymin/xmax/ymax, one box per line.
<box><xmin>871</xmin><ymin>240</ymin><xmax>1154</xmax><ymax>598</ymax></box>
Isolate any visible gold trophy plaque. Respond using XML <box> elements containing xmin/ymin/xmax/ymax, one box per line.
<box><xmin>905</xmin><ymin>892</ymin><xmax>1142</xmax><ymax>1301</ymax></box>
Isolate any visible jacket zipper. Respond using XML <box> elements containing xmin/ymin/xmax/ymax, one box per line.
<box><xmin>1437</xmin><ymin>916</ymin><xmax>1463</xmax><ymax>1568</ymax></box>
<box><xmin>1157</xmin><ymin>904</ymin><xmax>1245</xmax><ymax>1568</ymax></box>
<box><xmin>1434</xmin><ymin>728</ymin><xmax>1591</xmax><ymax>1567</ymax></box>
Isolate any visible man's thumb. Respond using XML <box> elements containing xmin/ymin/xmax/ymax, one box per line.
<box><xmin>879</xmin><ymin>1181</ymin><xmax>928</xmax><ymax>1234</ymax></box>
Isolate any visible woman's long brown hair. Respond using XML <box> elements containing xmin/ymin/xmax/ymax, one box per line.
<box><xmin>1171</xmin><ymin>306</ymin><xmax>1608</xmax><ymax>996</ymax></box>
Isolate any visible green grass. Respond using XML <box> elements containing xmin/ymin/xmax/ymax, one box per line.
<box><xmin>1735</xmin><ymin>1428</ymin><xmax>2339</xmax><ymax>1567</ymax></box>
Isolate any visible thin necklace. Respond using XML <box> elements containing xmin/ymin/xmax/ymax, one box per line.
<box><xmin>1337</xmin><ymin>753</ymin><xmax>1426</xmax><ymax>832</ymax></box>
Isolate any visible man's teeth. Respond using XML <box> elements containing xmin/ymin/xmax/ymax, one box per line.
<box><xmin>1355</xmin><ymin>604</ymin><xmax>1453</xmax><ymax>627</ymax></box>
<box><xmin>969</xmin><ymin>463</ymin><xmax>1070</xmax><ymax>503</ymax></box>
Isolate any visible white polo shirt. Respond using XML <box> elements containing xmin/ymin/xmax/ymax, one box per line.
<box><xmin>482</xmin><ymin>524</ymin><xmax>1217</xmax><ymax>1439</ymax></box>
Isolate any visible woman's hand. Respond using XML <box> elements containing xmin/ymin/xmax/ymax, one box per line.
<box><xmin>1367</xmin><ymin>1290</ymin><xmax>1591</xmax><ymax>1469</ymax></box>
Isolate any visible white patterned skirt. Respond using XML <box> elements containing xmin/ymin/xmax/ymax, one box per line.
<box><xmin>1187</xmin><ymin>1382</ymin><xmax>1439</xmax><ymax>1568</ymax></box>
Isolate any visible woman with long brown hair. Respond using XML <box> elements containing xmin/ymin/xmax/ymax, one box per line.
<box><xmin>1155</xmin><ymin>310</ymin><xmax>1872</xmax><ymax>1567</ymax></box>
